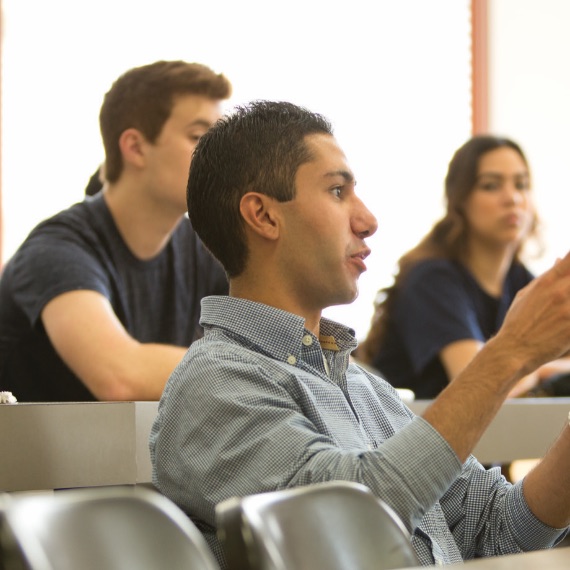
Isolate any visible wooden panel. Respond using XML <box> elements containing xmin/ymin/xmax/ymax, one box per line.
<box><xmin>471</xmin><ymin>0</ymin><xmax>489</xmax><ymax>134</ymax></box>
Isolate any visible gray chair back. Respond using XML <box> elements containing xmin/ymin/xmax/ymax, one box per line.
<box><xmin>0</xmin><ymin>486</ymin><xmax>220</xmax><ymax>570</ymax></box>
<box><xmin>216</xmin><ymin>481</ymin><xmax>419</xmax><ymax>570</ymax></box>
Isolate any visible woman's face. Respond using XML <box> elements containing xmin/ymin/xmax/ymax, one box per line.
<box><xmin>463</xmin><ymin>146</ymin><xmax>535</xmax><ymax>250</ymax></box>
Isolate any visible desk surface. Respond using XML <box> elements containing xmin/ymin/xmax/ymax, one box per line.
<box><xmin>2</xmin><ymin>398</ymin><xmax>570</xmax><ymax>492</ymax></box>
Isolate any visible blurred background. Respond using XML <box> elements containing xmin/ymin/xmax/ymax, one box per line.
<box><xmin>1</xmin><ymin>0</ymin><xmax>568</xmax><ymax>340</ymax></box>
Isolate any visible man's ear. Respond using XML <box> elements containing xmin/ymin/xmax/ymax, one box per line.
<box><xmin>118</xmin><ymin>128</ymin><xmax>147</xmax><ymax>168</ymax></box>
<box><xmin>239</xmin><ymin>192</ymin><xmax>280</xmax><ymax>241</ymax></box>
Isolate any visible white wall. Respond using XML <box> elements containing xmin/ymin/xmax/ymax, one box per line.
<box><xmin>1</xmin><ymin>0</ymin><xmax>471</xmax><ymax>339</ymax></box>
<box><xmin>488</xmin><ymin>0</ymin><xmax>570</xmax><ymax>274</ymax></box>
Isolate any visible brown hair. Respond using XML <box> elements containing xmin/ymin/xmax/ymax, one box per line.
<box><xmin>99</xmin><ymin>60</ymin><xmax>231</xmax><ymax>183</ymax></box>
<box><xmin>357</xmin><ymin>135</ymin><xmax>539</xmax><ymax>363</ymax></box>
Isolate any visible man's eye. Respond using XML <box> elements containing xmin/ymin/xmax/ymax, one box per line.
<box><xmin>331</xmin><ymin>186</ymin><xmax>342</xmax><ymax>198</ymax></box>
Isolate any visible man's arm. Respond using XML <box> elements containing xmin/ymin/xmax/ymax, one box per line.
<box><xmin>440</xmin><ymin>340</ymin><xmax>540</xmax><ymax>397</ymax></box>
<box><xmin>423</xmin><ymin>251</ymin><xmax>570</xmax><ymax>524</ymax></box>
<box><xmin>42</xmin><ymin>290</ymin><xmax>187</xmax><ymax>400</ymax></box>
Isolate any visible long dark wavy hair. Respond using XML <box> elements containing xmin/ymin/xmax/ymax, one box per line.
<box><xmin>357</xmin><ymin>135</ymin><xmax>540</xmax><ymax>364</ymax></box>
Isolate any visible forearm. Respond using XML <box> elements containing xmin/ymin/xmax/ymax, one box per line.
<box><xmin>90</xmin><ymin>343</ymin><xmax>187</xmax><ymax>401</ymax></box>
<box><xmin>42</xmin><ymin>290</ymin><xmax>188</xmax><ymax>401</ymax></box>
<box><xmin>423</xmin><ymin>335</ymin><xmax>524</xmax><ymax>462</ymax></box>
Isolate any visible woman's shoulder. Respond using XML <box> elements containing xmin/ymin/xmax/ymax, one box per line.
<box><xmin>394</xmin><ymin>258</ymin><xmax>469</xmax><ymax>304</ymax></box>
<box><xmin>510</xmin><ymin>260</ymin><xmax>534</xmax><ymax>278</ymax></box>
<box><xmin>404</xmin><ymin>257</ymin><xmax>461</xmax><ymax>285</ymax></box>
<box><xmin>508</xmin><ymin>260</ymin><xmax>535</xmax><ymax>288</ymax></box>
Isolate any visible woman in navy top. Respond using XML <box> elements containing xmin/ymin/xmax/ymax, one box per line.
<box><xmin>358</xmin><ymin>135</ymin><xmax>569</xmax><ymax>399</ymax></box>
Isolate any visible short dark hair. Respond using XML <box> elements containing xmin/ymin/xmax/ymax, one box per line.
<box><xmin>100</xmin><ymin>60</ymin><xmax>231</xmax><ymax>183</ymax></box>
<box><xmin>187</xmin><ymin>100</ymin><xmax>333</xmax><ymax>277</ymax></box>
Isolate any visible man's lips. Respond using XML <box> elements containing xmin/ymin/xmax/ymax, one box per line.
<box><xmin>349</xmin><ymin>248</ymin><xmax>371</xmax><ymax>271</ymax></box>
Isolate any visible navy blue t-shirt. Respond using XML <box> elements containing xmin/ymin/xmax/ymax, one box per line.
<box><xmin>0</xmin><ymin>193</ymin><xmax>228</xmax><ymax>401</ymax></box>
<box><xmin>372</xmin><ymin>258</ymin><xmax>534</xmax><ymax>399</ymax></box>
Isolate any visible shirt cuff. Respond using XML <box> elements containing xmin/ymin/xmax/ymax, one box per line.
<box><xmin>507</xmin><ymin>480</ymin><xmax>569</xmax><ymax>549</ymax></box>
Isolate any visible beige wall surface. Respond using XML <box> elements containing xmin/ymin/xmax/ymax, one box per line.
<box><xmin>488</xmin><ymin>0</ymin><xmax>570</xmax><ymax>274</ymax></box>
<box><xmin>0</xmin><ymin>0</ymin><xmax>471</xmax><ymax>340</ymax></box>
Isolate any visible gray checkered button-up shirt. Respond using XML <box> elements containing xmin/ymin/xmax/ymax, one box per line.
<box><xmin>150</xmin><ymin>295</ymin><xmax>566</xmax><ymax>567</ymax></box>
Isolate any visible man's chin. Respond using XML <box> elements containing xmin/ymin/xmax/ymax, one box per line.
<box><xmin>328</xmin><ymin>286</ymin><xmax>359</xmax><ymax>308</ymax></box>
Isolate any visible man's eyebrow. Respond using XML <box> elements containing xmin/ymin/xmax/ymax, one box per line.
<box><xmin>324</xmin><ymin>170</ymin><xmax>355</xmax><ymax>183</ymax></box>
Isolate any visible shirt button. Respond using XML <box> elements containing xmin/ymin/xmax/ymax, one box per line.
<box><xmin>287</xmin><ymin>355</ymin><xmax>297</xmax><ymax>365</ymax></box>
<box><xmin>302</xmin><ymin>335</ymin><xmax>313</xmax><ymax>346</ymax></box>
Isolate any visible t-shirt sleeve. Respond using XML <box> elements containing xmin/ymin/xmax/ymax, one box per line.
<box><xmin>393</xmin><ymin>260</ymin><xmax>485</xmax><ymax>374</ymax></box>
<box><xmin>9</xmin><ymin>231</ymin><xmax>112</xmax><ymax>326</ymax></box>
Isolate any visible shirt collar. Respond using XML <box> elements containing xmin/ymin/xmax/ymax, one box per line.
<box><xmin>200</xmin><ymin>296</ymin><xmax>357</xmax><ymax>363</ymax></box>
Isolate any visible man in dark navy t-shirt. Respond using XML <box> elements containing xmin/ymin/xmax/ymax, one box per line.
<box><xmin>0</xmin><ymin>61</ymin><xmax>232</xmax><ymax>401</ymax></box>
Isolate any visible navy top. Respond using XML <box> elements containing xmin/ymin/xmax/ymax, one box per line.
<box><xmin>372</xmin><ymin>258</ymin><xmax>534</xmax><ymax>398</ymax></box>
<box><xmin>0</xmin><ymin>193</ymin><xmax>228</xmax><ymax>401</ymax></box>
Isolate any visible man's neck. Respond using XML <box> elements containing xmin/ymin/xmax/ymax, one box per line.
<box><xmin>462</xmin><ymin>241</ymin><xmax>517</xmax><ymax>298</ymax></box>
<box><xmin>103</xmin><ymin>182</ymin><xmax>184</xmax><ymax>260</ymax></box>
<box><xmin>229</xmin><ymin>277</ymin><xmax>322</xmax><ymax>336</ymax></box>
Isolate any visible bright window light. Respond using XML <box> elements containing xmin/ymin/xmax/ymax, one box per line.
<box><xmin>1</xmin><ymin>0</ymin><xmax>471</xmax><ymax>339</ymax></box>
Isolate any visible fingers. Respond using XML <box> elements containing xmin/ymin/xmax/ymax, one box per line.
<box><xmin>551</xmin><ymin>250</ymin><xmax>570</xmax><ymax>276</ymax></box>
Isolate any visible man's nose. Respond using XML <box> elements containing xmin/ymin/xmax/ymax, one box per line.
<box><xmin>352</xmin><ymin>197</ymin><xmax>378</xmax><ymax>239</ymax></box>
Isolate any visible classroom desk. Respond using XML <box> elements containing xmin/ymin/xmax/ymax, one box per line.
<box><xmin>407</xmin><ymin>546</ymin><xmax>570</xmax><ymax>569</ymax></box>
<box><xmin>0</xmin><ymin>401</ymin><xmax>158</xmax><ymax>492</ymax></box>
<box><xmin>1</xmin><ymin>398</ymin><xmax>569</xmax><ymax>492</ymax></box>
<box><xmin>409</xmin><ymin>398</ymin><xmax>570</xmax><ymax>464</ymax></box>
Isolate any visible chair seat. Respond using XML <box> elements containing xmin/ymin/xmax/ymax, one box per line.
<box><xmin>0</xmin><ymin>486</ymin><xmax>220</xmax><ymax>570</ymax></box>
<box><xmin>216</xmin><ymin>480</ymin><xmax>420</xmax><ymax>570</ymax></box>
